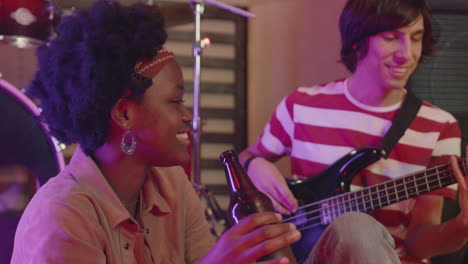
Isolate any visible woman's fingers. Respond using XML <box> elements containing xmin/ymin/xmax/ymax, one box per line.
<box><xmin>239</xmin><ymin>221</ymin><xmax>300</xmax><ymax>250</ymax></box>
<box><xmin>239</xmin><ymin>226</ymin><xmax>301</xmax><ymax>263</ymax></box>
<box><xmin>230</xmin><ymin>212</ymin><xmax>283</xmax><ymax>235</ymax></box>
<box><xmin>218</xmin><ymin>211</ymin><xmax>301</xmax><ymax>263</ymax></box>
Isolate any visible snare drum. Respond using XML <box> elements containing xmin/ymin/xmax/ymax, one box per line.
<box><xmin>0</xmin><ymin>78</ymin><xmax>65</xmax><ymax>263</ymax></box>
<box><xmin>0</xmin><ymin>78</ymin><xmax>64</xmax><ymax>186</ymax></box>
<box><xmin>0</xmin><ymin>0</ymin><xmax>57</xmax><ymax>48</ymax></box>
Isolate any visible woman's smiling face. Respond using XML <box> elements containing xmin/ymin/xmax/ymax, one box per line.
<box><xmin>131</xmin><ymin>59</ymin><xmax>193</xmax><ymax>167</ymax></box>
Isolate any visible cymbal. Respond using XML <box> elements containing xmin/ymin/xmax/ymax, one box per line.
<box><xmin>53</xmin><ymin>0</ymin><xmax>193</xmax><ymax>27</ymax></box>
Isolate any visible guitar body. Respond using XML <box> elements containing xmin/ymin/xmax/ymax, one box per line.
<box><xmin>287</xmin><ymin>147</ymin><xmax>382</xmax><ymax>263</ymax></box>
<box><xmin>284</xmin><ymin>146</ymin><xmax>462</xmax><ymax>263</ymax></box>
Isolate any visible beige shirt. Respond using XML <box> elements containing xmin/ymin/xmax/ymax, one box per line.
<box><xmin>12</xmin><ymin>147</ymin><xmax>216</xmax><ymax>263</ymax></box>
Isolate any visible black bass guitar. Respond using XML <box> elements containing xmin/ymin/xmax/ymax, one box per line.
<box><xmin>284</xmin><ymin>147</ymin><xmax>466</xmax><ymax>263</ymax></box>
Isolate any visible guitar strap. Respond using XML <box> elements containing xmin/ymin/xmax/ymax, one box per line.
<box><xmin>379</xmin><ymin>90</ymin><xmax>422</xmax><ymax>159</ymax></box>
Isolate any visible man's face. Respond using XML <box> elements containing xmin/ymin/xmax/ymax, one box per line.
<box><xmin>357</xmin><ymin>15</ymin><xmax>425</xmax><ymax>90</ymax></box>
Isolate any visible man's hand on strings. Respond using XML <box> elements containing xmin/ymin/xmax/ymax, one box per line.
<box><xmin>247</xmin><ymin>157</ymin><xmax>298</xmax><ymax>215</ymax></box>
<box><xmin>450</xmin><ymin>145</ymin><xmax>468</xmax><ymax>234</ymax></box>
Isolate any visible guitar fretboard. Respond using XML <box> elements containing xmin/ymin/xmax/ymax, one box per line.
<box><xmin>319</xmin><ymin>159</ymin><xmax>466</xmax><ymax>225</ymax></box>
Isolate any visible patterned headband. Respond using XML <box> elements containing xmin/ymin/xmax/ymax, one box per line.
<box><xmin>134</xmin><ymin>48</ymin><xmax>175</xmax><ymax>79</ymax></box>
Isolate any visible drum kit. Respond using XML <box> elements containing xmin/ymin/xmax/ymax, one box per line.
<box><xmin>0</xmin><ymin>1</ymin><xmax>255</xmax><ymax>259</ymax></box>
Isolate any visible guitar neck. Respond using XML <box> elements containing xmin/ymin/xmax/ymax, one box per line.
<box><xmin>320</xmin><ymin>159</ymin><xmax>466</xmax><ymax>225</ymax></box>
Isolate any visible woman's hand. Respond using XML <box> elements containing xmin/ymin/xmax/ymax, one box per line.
<box><xmin>199</xmin><ymin>212</ymin><xmax>301</xmax><ymax>264</ymax></box>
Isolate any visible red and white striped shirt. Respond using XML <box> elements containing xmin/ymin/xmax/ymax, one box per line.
<box><xmin>258</xmin><ymin>78</ymin><xmax>460</xmax><ymax>178</ymax></box>
<box><xmin>257</xmin><ymin>78</ymin><xmax>461</xmax><ymax>262</ymax></box>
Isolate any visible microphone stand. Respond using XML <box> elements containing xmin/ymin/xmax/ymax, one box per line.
<box><xmin>189</xmin><ymin>0</ymin><xmax>255</xmax><ymax>186</ymax></box>
<box><xmin>189</xmin><ymin>0</ymin><xmax>255</xmax><ymax>235</ymax></box>
<box><xmin>190</xmin><ymin>0</ymin><xmax>204</xmax><ymax>188</ymax></box>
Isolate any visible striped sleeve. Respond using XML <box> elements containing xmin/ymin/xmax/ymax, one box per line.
<box><xmin>258</xmin><ymin>95</ymin><xmax>295</xmax><ymax>158</ymax></box>
<box><xmin>427</xmin><ymin>105</ymin><xmax>461</xmax><ymax>158</ymax></box>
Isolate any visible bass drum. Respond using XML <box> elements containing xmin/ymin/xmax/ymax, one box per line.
<box><xmin>0</xmin><ymin>0</ymin><xmax>58</xmax><ymax>48</ymax></box>
<box><xmin>0</xmin><ymin>78</ymin><xmax>65</xmax><ymax>263</ymax></box>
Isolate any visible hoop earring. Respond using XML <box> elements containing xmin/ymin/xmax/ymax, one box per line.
<box><xmin>121</xmin><ymin>129</ymin><xmax>136</xmax><ymax>155</ymax></box>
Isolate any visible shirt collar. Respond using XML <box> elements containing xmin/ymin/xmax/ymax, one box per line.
<box><xmin>141</xmin><ymin>167</ymin><xmax>171</xmax><ymax>216</ymax></box>
<box><xmin>66</xmin><ymin>147</ymin><xmax>171</xmax><ymax>228</ymax></box>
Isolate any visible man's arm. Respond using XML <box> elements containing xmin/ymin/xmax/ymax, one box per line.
<box><xmin>239</xmin><ymin>138</ymin><xmax>265</xmax><ymax>164</ymax></box>
<box><xmin>405</xmin><ymin>154</ymin><xmax>468</xmax><ymax>259</ymax></box>
<box><xmin>239</xmin><ymin>139</ymin><xmax>298</xmax><ymax>215</ymax></box>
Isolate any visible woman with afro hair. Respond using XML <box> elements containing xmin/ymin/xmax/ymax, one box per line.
<box><xmin>11</xmin><ymin>1</ymin><xmax>301</xmax><ymax>263</ymax></box>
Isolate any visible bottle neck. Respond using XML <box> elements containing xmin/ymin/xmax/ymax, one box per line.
<box><xmin>220</xmin><ymin>151</ymin><xmax>258</xmax><ymax>194</ymax></box>
<box><xmin>224</xmin><ymin>159</ymin><xmax>255</xmax><ymax>192</ymax></box>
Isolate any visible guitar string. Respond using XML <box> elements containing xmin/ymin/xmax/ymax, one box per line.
<box><xmin>281</xmin><ymin>163</ymin><xmax>463</xmax><ymax>232</ymax></box>
<box><xmin>288</xmin><ymin>160</ymin><xmax>463</xmax><ymax>217</ymax></box>
<box><xmin>299</xmin><ymin>166</ymin><xmax>453</xmax><ymax>213</ymax></box>
<box><xmin>287</xmin><ymin>162</ymin><xmax>455</xmax><ymax>219</ymax></box>
<box><xmin>287</xmin><ymin>172</ymin><xmax>456</xmax><ymax>232</ymax></box>
<box><xmin>283</xmin><ymin>171</ymin><xmax>455</xmax><ymax>229</ymax></box>
<box><xmin>285</xmin><ymin>164</ymin><xmax>456</xmax><ymax>221</ymax></box>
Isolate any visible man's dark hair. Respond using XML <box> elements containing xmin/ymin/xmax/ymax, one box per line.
<box><xmin>339</xmin><ymin>0</ymin><xmax>436</xmax><ymax>72</ymax></box>
<box><xmin>27</xmin><ymin>0</ymin><xmax>167</xmax><ymax>155</ymax></box>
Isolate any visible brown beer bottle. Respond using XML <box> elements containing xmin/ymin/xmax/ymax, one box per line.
<box><xmin>219</xmin><ymin>149</ymin><xmax>297</xmax><ymax>264</ymax></box>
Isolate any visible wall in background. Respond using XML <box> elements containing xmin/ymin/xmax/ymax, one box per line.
<box><xmin>247</xmin><ymin>0</ymin><xmax>349</xmax><ymax>176</ymax></box>
<box><xmin>410</xmin><ymin>1</ymin><xmax>468</xmax><ymax>151</ymax></box>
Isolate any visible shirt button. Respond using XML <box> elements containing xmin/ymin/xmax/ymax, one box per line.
<box><xmin>146</xmin><ymin>228</ymin><xmax>150</xmax><ymax>234</ymax></box>
<box><xmin>124</xmin><ymin>243</ymin><xmax>129</xmax><ymax>250</ymax></box>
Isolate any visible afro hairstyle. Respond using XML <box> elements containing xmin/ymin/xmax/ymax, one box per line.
<box><xmin>27</xmin><ymin>0</ymin><xmax>167</xmax><ymax>156</ymax></box>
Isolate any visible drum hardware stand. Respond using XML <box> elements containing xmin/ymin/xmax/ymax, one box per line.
<box><xmin>47</xmin><ymin>0</ymin><xmax>59</xmax><ymax>41</ymax></box>
<box><xmin>189</xmin><ymin>0</ymin><xmax>255</xmax><ymax>235</ymax></box>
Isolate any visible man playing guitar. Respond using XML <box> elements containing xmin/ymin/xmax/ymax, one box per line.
<box><xmin>240</xmin><ymin>0</ymin><xmax>468</xmax><ymax>263</ymax></box>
